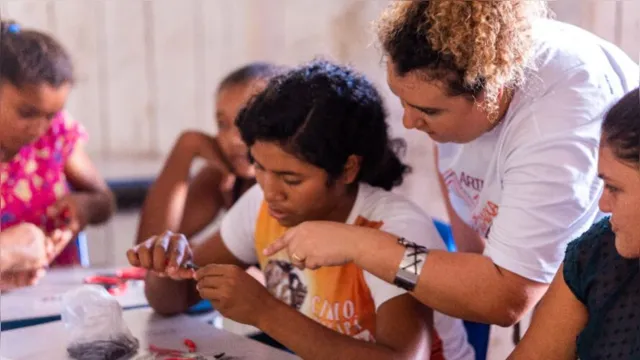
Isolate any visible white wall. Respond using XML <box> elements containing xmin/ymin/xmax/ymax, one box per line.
<box><xmin>550</xmin><ymin>0</ymin><xmax>640</xmax><ymax>59</ymax></box>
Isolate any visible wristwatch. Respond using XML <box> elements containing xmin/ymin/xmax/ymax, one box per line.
<box><xmin>393</xmin><ymin>237</ymin><xmax>429</xmax><ymax>291</ymax></box>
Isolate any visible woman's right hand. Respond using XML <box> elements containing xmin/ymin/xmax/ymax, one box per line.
<box><xmin>126</xmin><ymin>230</ymin><xmax>195</xmax><ymax>280</ymax></box>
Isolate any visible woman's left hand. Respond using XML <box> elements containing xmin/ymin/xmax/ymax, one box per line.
<box><xmin>263</xmin><ymin>221</ymin><xmax>366</xmax><ymax>270</ymax></box>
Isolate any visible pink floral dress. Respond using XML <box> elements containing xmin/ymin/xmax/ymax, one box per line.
<box><xmin>0</xmin><ymin>112</ymin><xmax>88</xmax><ymax>266</ymax></box>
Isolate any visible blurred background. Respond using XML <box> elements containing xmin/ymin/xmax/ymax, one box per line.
<box><xmin>0</xmin><ymin>1</ymin><xmax>638</xmax><ymax>356</ymax></box>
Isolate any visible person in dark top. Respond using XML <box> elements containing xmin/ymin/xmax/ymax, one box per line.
<box><xmin>509</xmin><ymin>87</ymin><xmax>640</xmax><ymax>360</ymax></box>
<box><xmin>135</xmin><ymin>63</ymin><xmax>283</xmax><ymax>245</ymax></box>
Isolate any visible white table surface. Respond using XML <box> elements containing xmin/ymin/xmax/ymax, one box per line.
<box><xmin>0</xmin><ymin>307</ymin><xmax>299</xmax><ymax>360</ymax></box>
<box><xmin>1</xmin><ymin>267</ymin><xmax>148</xmax><ymax>323</ymax></box>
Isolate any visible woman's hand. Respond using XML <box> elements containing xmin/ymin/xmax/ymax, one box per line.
<box><xmin>263</xmin><ymin>221</ymin><xmax>369</xmax><ymax>270</ymax></box>
<box><xmin>126</xmin><ymin>230</ymin><xmax>195</xmax><ymax>280</ymax></box>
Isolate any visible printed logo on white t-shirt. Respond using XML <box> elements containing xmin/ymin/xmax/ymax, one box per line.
<box><xmin>443</xmin><ymin>168</ymin><xmax>499</xmax><ymax>238</ymax></box>
<box><xmin>442</xmin><ymin>169</ymin><xmax>483</xmax><ymax>207</ymax></box>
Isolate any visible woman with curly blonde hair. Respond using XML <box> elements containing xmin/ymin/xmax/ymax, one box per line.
<box><xmin>264</xmin><ymin>0</ymin><xmax>638</xmax><ymax>347</ymax></box>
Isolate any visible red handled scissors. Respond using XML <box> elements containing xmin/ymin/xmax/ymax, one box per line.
<box><xmin>83</xmin><ymin>267</ymin><xmax>147</xmax><ymax>296</ymax></box>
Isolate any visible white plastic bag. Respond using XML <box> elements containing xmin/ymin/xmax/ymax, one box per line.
<box><xmin>61</xmin><ymin>285</ymin><xmax>139</xmax><ymax>360</ymax></box>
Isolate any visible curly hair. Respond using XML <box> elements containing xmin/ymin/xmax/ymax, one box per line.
<box><xmin>1</xmin><ymin>20</ymin><xmax>73</xmax><ymax>88</ymax></box>
<box><xmin>602</xmin><ymin>88</ymin><xmax>640</xmax><ymax>167</ymax></box>
<box><xmin>376</xmin><ymin>1</ymin><xmax>549</xmax><ymax>119</ymax></box>
<box><xmin>236</xmin><ymin>59</ymin><xmax>410</xmax><ymax>190</ymax></box>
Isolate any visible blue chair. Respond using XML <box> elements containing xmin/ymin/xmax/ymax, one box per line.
<box><xmin>433</xmin><ymin>219</ymin><xmax>490</xmax><ymax>360</ymax></box>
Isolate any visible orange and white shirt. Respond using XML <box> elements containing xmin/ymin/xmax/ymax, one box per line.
<box><xmin>220</xmin><ymin>183</ymin><xmax>474</xmax><ymax>360</ymax></box>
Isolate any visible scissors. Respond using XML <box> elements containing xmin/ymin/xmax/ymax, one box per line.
<box><xmin>83</xmin><ymin>267</ymin><xmax>147</xmax><ymax>296</ymax></box>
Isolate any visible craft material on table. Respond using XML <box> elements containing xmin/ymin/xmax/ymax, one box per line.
<box><xmin>66</xmin><ymin>335</ymin><xmax>140</xmax><ymax>360</ymax></box>
<box><xmin>1</xmin><ymin>267</ymin><xmax>149</xmax><ymax>329</ymax></box>
<box><xmin>82</xmin><ymin>267</ymin><xmax>146</xmax><ymax>296</ymax></box>
<box><xmin>0</xmin><ymin>308</ymin><xmax>299</xmax><ymax>360</ymax></box>
<box><xmin>62</xmin><ymin>285</ymin><xmax>141</xmax><ymax>360</ymax></box>
<box><xmin>143</xmin><ymin>339</ymin><xmax>234</xmax><ymax>359</ymax></box>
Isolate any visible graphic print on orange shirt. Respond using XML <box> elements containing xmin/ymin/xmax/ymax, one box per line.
<box><xmin>254</xmin><ymin>202</ymin><xmax>380</xmax><ymax>342</ymax></box>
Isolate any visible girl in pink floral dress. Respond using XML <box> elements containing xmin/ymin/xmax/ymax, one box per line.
<box><xmin>0</xmin><ymin>21</ymin><xmax>115</xmax><ymax>289</ymax></box>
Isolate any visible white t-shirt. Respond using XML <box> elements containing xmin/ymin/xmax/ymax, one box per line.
<box><xmin>221</xmin><ymin>183</ymin><xmax>475</xmax><ymax>360</ymax></box>
<box><xmin>438</xmin><ymin>19</ymin><xmax>640</xmax><ymax>283</ymax></box>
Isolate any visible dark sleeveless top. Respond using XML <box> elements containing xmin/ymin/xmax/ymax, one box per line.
<box><xmin>563</xmin><ymin>217</ymin><xmax>640</xmax><ymax>359</ymax></box>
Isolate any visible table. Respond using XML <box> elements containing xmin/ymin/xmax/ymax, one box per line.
<box><xmin>0</xmin><ymin>307</ymin><xmax>299</xmax><ymax>360</ymax></box>
<box><xmin>1</xmin><ymin>267</ymin><xmax>149</xmax><ymax>330</ymax></box>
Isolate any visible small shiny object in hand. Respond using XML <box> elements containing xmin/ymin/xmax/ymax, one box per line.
<box><xmin>184</xmin><ymin>262</ymin><xmax>199</xmax><ymax>270</ymax></box>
